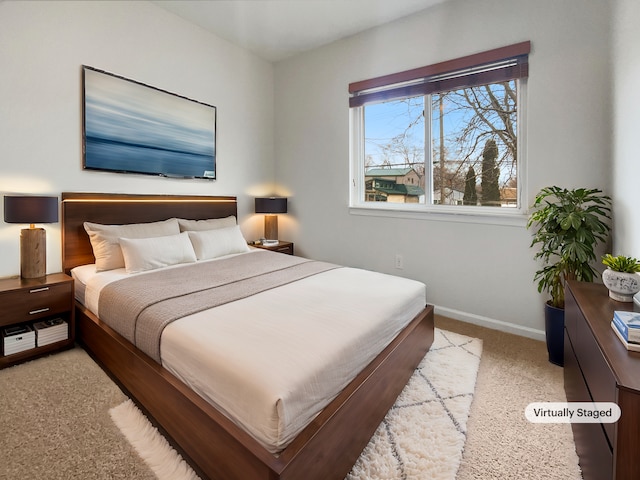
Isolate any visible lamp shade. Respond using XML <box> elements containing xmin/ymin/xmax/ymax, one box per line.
<box><xmin>4</xmin><ymin>195</ymin><xmax>58</xmax><ymax>224</ymax></box>
<box><xmin>255</xmin><ymin>197</ymin><xmax>287</xmax><ymax>214</ymax></box>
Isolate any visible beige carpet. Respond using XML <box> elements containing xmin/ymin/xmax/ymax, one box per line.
<box><xmin>0</xmin><ymin>347</ymin><xmax>154</xmax><ymax>480</ymax></box>
<box><xmin>436</xmin><ymin>316</ymin><xmax>582</xmax><ymax>480</ymax></box>
<box><xmin>108</xmin><ymin>328</ymin><xmax>482</xmax><ymax>480</ymax></box>
<box><xmin>0</xmin><ymin>315</ymin><xmax>582</xmax><ymax>480</ymax></box>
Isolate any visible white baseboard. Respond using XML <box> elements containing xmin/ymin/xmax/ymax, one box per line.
<box><xmin>434</xmin><ymin>305</ymin><xmax>546</xmax><ymax>342</ymax></box>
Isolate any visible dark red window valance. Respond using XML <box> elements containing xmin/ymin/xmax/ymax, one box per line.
<box><xmin>349</xmin><ymin>41</ymin><xmax>530</xmax><ymax>108</ymax></box>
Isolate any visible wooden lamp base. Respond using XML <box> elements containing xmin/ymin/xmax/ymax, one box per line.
<box><xmin>20</xmin><ymin>227</ymin><xmax>47</xmax><ymax>278</ymax></box>
<box><xmin>264</xmin><ymin>215</ymin><xmax>278</xmax><ymax>241</ymax></box>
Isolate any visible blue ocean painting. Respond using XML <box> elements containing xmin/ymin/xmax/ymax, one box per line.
<box><xmin>83</xmin><ymin>67</ymin><xmax>216</xmax><ymax>179</ymax></box>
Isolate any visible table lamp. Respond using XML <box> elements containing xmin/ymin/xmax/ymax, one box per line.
<box><xmin>255</xmin><ymin>197</ymin><xmax>287</xmax><ymax>243</ymax></box>
<box><xmin>4</xmin><ymin>195</ymin><xmax>59</xmax><ymax>278</ymax></box>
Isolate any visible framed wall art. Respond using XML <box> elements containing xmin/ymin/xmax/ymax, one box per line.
<box><xmin>83</xmin><ymin>66</ymin><xmax>216</xmax><ymax>180</ymax></box>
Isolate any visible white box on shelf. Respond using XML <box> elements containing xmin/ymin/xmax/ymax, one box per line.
<box><xmin>3</xmin><ymin>325</ymin><xmax>36</xmax><ymax>355</ymax></box>
<box><xmin>33</xmin><ymin>318</ymin><xmax>68</xmax><ymax>347</ymax></box>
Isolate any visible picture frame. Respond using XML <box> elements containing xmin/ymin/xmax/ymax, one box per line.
<box><xmin>82</xmin><ymin>66</ymin><xmax>216</xmax><ymax>180</ymax></box>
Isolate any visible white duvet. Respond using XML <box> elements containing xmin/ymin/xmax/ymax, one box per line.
<box><xmin>72</xmin><ymin>251</ymin><xmax>426</xmax><ymax>453</ymax></box>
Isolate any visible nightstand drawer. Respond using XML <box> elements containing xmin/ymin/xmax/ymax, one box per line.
<box><xmin>271</xmin><ymin>244</ymin><xmax>293</xmax><ymax>254</ymax></box>
<box><xmin>0</xmin><ymin>282</ymin><xmax>73</xmax><ymax>326</ymax></box>
<box><xmin>574</xmin><ymin>316</ymin><xmax>616</xmax><ymax>444</ymax></box>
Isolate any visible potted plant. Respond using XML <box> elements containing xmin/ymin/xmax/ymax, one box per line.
<box><xmin>601</xmin><ymin>254</ymin><xmax>640</xmax><ymax>302</ymax></box>
<box><xmin>527</xmin><ymin>186</ymin><xmax>611</xmax><ymax>366</ymax></box>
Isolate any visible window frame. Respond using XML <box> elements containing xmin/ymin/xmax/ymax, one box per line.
<box><xmin>348</xmin><ymin>42</ymin><xmax>530</xmax><ymax>224</ymax></box>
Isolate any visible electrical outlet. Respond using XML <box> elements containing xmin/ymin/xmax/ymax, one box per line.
<box><xmin>395</xmin><ymin>254</ymin><xmax>403</xmax><ymax>269</ymax></box>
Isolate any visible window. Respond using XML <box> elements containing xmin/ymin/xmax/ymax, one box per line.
<box><xmin>349</xmin><ymin>42</ymin><xmax>530</xmax><ymax>217</ymax></box>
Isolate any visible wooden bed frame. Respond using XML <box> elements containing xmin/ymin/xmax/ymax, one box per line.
<box><xmin>61</xmin><ymin>192</ymin><xmax>435</xmax><ymax>480</ymax></box>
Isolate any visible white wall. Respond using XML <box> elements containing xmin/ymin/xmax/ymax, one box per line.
<box><xmin>274</xmin><ymin>0</ymin><xmax>613</xmax><ymax>338</ymax></box>
<box><xmin>0</xmin><ymin>0</ymin><xmax>275</xmax><ymax>277</ymax></box>
<box><xmin>612</xmin><ymin>0</ymin><xmax>640</xmax><ymax>258</ymax></box>
<box><xmin>0</xmin><ymin>0</ymin><xmax>617</xmax><ymax>338</ymax></box>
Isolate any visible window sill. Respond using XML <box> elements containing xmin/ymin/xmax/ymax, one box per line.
<box><xmin>348</xmin><ymin>204</ymin><xmax>528</xmax><ymax>227</ymax></box>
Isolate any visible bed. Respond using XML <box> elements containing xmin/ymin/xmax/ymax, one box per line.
<box><xmin>61</xmin><ymin>192</ymin><xmax>434</xmax><ymax>480</ymax></box>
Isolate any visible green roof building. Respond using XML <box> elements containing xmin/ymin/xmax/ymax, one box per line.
<box><xmin>365</xmin><ymin>167</ymin><xmax>424</xmax><ymax>203</ymax></box>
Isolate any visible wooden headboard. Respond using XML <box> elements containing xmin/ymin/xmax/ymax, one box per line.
<box><xmin>61</xmin><ymin>192</ymin><xmax>237</xmax><ymax>273</ymax></box>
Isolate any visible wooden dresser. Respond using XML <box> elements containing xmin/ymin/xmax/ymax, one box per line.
<box><xmin>564</xmin><ymin>281</ymin><xmax>640</xmax><ymax>480</ymax></box>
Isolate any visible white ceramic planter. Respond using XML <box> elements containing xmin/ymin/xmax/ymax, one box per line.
<box><xmin>602</xmin><ymin>268</ymin><xmax>640</xmax><ymax>302</ymax></box>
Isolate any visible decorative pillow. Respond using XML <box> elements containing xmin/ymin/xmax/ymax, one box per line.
<box><xmin>187</xmin><ymin>225</ymin><xmax>250</xmax><ymax>260</ymax></box>
<box><xmin>178</xmin><ymin>216</ymin><xmax>237</xmax><ymax>232</ymax></box>
<box><xmin>119</xmin><ymin>232</ymin><xmax>197</xmax><ymax>274</ymax></box>
<box><xmin>84</xmin><ymin>218</ymin><xmax>180</xmax><ymax>272</ymax></box>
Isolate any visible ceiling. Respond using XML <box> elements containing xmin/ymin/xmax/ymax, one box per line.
<box><xmin>152</xmin><ymin>0</ymin><xmax>447</xmax><ymax>62</ymax></box>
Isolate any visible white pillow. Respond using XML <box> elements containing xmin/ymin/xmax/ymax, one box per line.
<box><xmin>119</xmin><ymin>232</ymin><xmax>197</xmax><ymax>274</ymax></box>
<box><xmin>178</xmin><ymin>216</ymin><xmax>237</xmax><ymax>232</ymax></box>
<box><xmin>84</xmin><ymin>218</ymin><xmax>180</xmax><ymax>272</ymax></box>
<box><xmin>187</xmin><ymin>225</ymin><xmax>250</xmax><ymax>260</ymax></box>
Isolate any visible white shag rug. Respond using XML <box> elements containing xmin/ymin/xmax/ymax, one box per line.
<box><xmin>110</xmin><ymin>328</ymin><xmax>482</xmax><ymax>480</ymax></box>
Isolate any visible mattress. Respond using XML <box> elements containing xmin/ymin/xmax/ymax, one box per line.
<box><xmin>72</xmin><ymin>251</ymin><xmax>426</xmax><ymax>453</ymax></box>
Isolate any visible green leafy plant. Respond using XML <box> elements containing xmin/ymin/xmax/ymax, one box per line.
<box><xmin>527</xmin><ymin>186</ymin><xmax>611</xmax><ymax>309</ymax></box>
<box><xmin>602</xmin><ymin>254</ymin><xmax>640</xmax><ymax>273</ymax></box>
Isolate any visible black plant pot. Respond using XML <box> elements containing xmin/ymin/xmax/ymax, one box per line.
<box><xmin>545</xmin><ymin>302</ymin><xmax>565</xmax><ymax>366</ymax></box>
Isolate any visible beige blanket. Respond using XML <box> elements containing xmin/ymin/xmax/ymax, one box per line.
<box><xmin>98</xmin><ymin>252</ymin><xmax>338</xmax><ymax>362</ymax></box>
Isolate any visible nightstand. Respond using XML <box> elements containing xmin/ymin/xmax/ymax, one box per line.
<box><xmin>0</xmin><ymin>273</ymin><xmax>75</xmax><ymax>369</ymax></box>
<box><xmin>252</xmin><ymin>241</ymin><xmax>294</xmax><ymax>255</ymax></box>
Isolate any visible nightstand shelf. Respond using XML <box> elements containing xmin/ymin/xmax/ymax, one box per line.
<box><xmin>252</xmin><ymin>241</ymin><xmax>294</xmax><ymax>255</ymax></box>
<box><xmin>0</xmin><ymin>273</ymin><xmax>75</xmax><ymax>369</ymax></box>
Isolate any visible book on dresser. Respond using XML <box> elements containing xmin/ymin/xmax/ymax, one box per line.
<box><xmin>611</xmin><ymin>322</ymin><xmax>640</xmax><ymax>352</ymax></box>
<box><xmin>612</xmin><ymin>311</ymin><xmax>640</xmax><ymax>344</ymax></box>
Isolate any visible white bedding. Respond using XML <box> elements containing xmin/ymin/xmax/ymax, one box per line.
<box><xmin>72</xmin><ymin>252</ymin><xmax>426</xmax><ymax>453</ymax></box>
